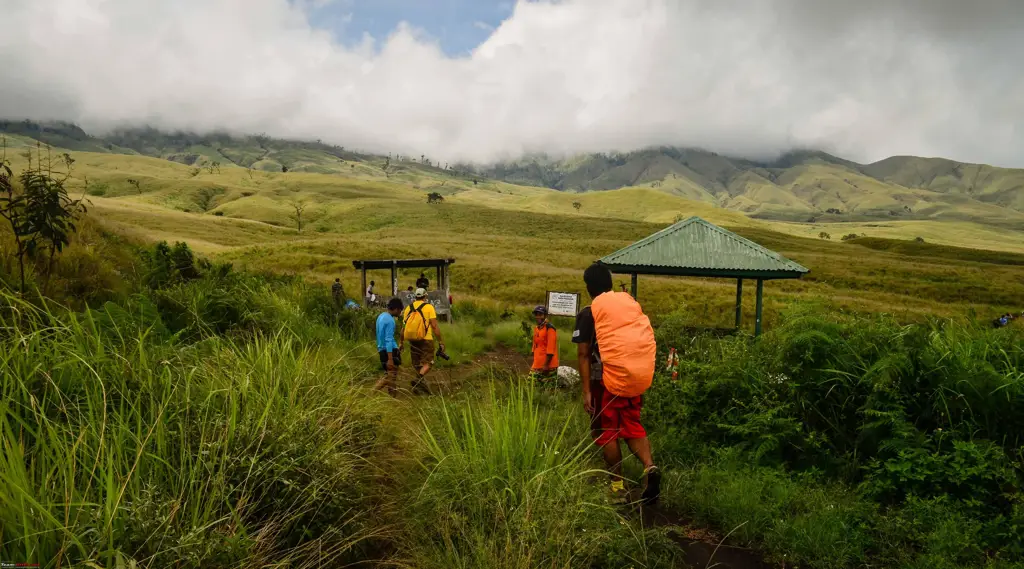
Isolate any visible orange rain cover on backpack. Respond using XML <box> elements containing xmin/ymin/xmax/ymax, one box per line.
<box><xmin>591</xmin><ymin>291</ymin><xmax>656</xmax><ymax>397</ymax></box>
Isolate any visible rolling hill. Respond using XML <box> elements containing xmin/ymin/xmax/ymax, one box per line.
<box><xmin>471</xmin><ymin>147</ymin><xmax>1024</xmax><ymax>226</ymax></box>
<box><xmin>2</xmin><ymin>120</ymin><xmax>1023</xmax><ymax>228</ymax></box>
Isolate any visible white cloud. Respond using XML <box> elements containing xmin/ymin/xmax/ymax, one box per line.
<box><xmin>473</xmin><ymin>21</ymin><xmax>494</xmax><ymax>31</ymax></box>
<box><xmin>0</xmin><ymin>0</ymin><xmax>1022</xmax><ymax>166</ymax></box>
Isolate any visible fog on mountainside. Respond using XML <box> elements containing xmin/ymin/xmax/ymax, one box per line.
<box><xmin>1</xmin><ymin>0</ymin><xmax>1023</xmax><ymax>166</ymax></box>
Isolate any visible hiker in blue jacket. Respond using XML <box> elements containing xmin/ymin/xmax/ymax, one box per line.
<box><xmin>374</xmin><ymin>298</ymin><xmax>404</xmax><ymax>396</ymax></box>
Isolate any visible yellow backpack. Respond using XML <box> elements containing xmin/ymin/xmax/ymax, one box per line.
<box><xmin>404</xmin><ymin>301</ymin><xmax>431</xmax><ymax>340</ymax></box>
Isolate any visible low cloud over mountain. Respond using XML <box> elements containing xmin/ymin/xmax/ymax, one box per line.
<box><xmin>1</xmin><ymin>0</ymin><xmax>1022</xmax><ymax>165</ymax></box>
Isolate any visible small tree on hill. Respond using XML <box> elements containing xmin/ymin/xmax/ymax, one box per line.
<box><xmin>127</xmin><ymin>178</ymin><xmax>141</xmax><ymax>194</ymax></box>
<box><xmin>573</xmin><ymin>201</ymin><xmax>582</xmax><ymax>212</ymax></box>
<box><xmin>246</xmin><ymin>165</ymin><xmax>254</xmax><ymax>180</ymax></box>
<box><xmin>841</xmin><ymin>233</ymin><xmax>860</xmax><ymax>241</ymax></box>
<box><xmin>915</xmin><ymin>237</ymin><xmax>925</xmax><ymax>243</ymax></box>
<box><xmin>818</xmin><ymin>231</ymin><xmax>831</xmax><ymax>240</ymax></box>
<box><xmin>281</xmin><ymin>165</ymin><xmax>289</xmax><ymax>173</ymax></box>
<box><xmin>27</xmin><ymin>152</ymin><xmax>88</xmax><ymax>293</ymax></box>
<box><xmin>189</xmin><ymin>167</ymin><xmax>201</xmax><ymax>177</ymax></box>
<box><xmin>427</xmin><ymin>192</ymin><xmax>444</xmax><ymax>204</ymax></box>
<box><xmin>290</xmin><ymin>199</ymin><xmax>307</xmax><ymax>232</ymax></box>
<box><xmin>0</xmin><ymin>144</ymin><xmax>87</xmax><ymax>293</ymax></box>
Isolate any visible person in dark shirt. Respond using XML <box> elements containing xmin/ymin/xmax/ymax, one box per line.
<box><xmin>572</xmin><ymin>305</ymin><xmax>604</xmax><ymax>443</ymax></box>
<box><xmin>416</xmin><ymin>273</ymin><xmax>430</xmax><ymax>290</ymax></box>
<box><xmin>331</xmin><ymin>278</ymin><xmax>344</xmax><ymax>307</ymax></box>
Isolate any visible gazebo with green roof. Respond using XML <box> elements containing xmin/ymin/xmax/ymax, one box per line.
<box><xmin>597</xmin><ymin>217</ymin><xmax>809</xmax><ymax>335</ymax></box>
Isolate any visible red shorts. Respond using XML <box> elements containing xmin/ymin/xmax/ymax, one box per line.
<box><xmin>593</xmin><ymin>388</ymin><xmax>646</xmax><ymax>446</ymax></box>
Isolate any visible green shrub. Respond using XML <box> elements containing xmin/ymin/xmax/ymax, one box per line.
<box><xmin>141</xmin><ymin>240</ymin><xmax>205</xmax><ymax>289</ymax></box>
<box><xmin>862</xmin><ymin>439</ymin><xmax>1017</xmax><ymax>510</ymax></box>
<box><xmin>662</xmin><ymin>455</ymin><xmax>875</xmax><ymax>568</ymax></box>
<box><xmin>647</xmin><ymin>307</ymin><xmax>1024</xmax><ymax>566</ymax></box>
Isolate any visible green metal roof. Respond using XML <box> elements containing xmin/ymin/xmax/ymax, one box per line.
<box><xmin>598</xmin><ymin>217</ymin><xmax>809</xmax><ymax>280</ymax></box>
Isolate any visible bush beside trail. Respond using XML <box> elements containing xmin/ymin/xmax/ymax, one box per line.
<box><xmin>647</xmin><ymin>309</ymin><xmax>1024</xmax><ymax>568</ymax></box>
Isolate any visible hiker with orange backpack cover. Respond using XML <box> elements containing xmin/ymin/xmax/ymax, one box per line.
<box><xmin>574</xmin><ymin>263</ymin><xmax>661</xmax><ymax>504</ymax></box>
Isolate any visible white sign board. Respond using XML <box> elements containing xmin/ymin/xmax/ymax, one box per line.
<box><xmin>546</xmin><ymin>291</ymin><xmax>580</xmax><ymax>317</ymax></box>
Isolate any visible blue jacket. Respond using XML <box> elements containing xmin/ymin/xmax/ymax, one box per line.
<box><xmin>376</xmin><ymin>312</ymin><xmax>398</xmax><ymax>352</ymax></box>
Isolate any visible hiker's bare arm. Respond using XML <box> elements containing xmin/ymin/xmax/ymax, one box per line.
<box><xmin>430</xmin><ymin>318</ymin><xmax>444</xmax><ymax>346</ymax></box>
<box><xmin>578</xmin><ymin>342</ymin><xmax>593</xmax><ymax>413</ymax></box>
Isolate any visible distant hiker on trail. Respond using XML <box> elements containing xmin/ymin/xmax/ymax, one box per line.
<box><xmin>530</xmin><ymin>305</ymin><xmax>559</xmax><ymax>382</ymax></box>
<box><xmin>374</xmin><ymin>298</ymin><xmax>404</xmax><ymax>396</ymax></box>
<box><xmin>332</xmin><ymin>278</ymin><xmax>344</xmax><ymax>306</ymax></box>
<box><xmin>576</xmin><ymin>263</ymin><xmax>661</xmax><ymax>505</ymax></box>
<box><xmin>366</xmin><ymin>280</ymin><xmax>376</xmax><ymax>303</ymax></box>
<box><xmin>401</xmin><ymin>288</ymin><xmax>445</xmax><ymax>395</ymax></box>
<box><xmin>416</xmin><ymin>273</ymin><xmax>430</xmax><ymax>290</ymax></box>
<box><xmin>407</xmin><ymin>286</ymin><xmax>414</xmax><ymax>293</ymax></box>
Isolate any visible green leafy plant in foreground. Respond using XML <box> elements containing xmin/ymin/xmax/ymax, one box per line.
<box><xmin>647</xmin><ymin>308</ymin><xmax>1024</xmax><ymax>568</ymax></box>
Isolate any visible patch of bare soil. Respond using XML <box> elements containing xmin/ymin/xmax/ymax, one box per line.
<box><xmin>390</xmin><ymin>345</ymin><xmax>532</xmax><ymax>396</ymax></box>
<box><xmin>632</xmin><ymin>499</ymin><xmax>776</xmax><ymax>569</ymax></box>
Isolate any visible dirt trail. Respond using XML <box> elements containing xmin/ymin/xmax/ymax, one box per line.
<box><xmin>386</xmin><ymin>345</ymin><xmax>532</xmax><ymax>396</ymax></box>
<box><xmin>637</xmin><ymin>502</ymin><xmax>772</xmax><ymax>569</ymax></box>
<box><xmin>382</xmin><ymin>347</ymin><xmax>774</xmax><ymax>569</ymax></box>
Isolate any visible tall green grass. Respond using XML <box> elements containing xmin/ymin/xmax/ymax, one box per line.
<box><xmin>403</xmin><ymin>382</ymin><xmax>678</xmax><ymax>569</ymax></box>
<box><xmin>0</xmin><ymin>292</ymin><xmax>386</xmax><ymax>567</ymax></box>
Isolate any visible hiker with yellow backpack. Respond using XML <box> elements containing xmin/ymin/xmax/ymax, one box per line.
<box><xmin>400</xmin><ymin>288</ymin><xmax>445</xmax><ymax>395</ymax></box>
<box><xmin>574</xmin><ymin>263</ymin><xmax>661</xmax><ymax>505</ymax></box>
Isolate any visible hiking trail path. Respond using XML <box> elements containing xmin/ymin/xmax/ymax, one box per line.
<box><xmin>378</xmin><ymin>347</ymin><xmax>773</xmax><ymax>569</ymax></box>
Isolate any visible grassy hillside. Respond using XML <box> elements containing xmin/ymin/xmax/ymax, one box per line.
<box><xmin>4</xmin><ymin>121</ymin><xmax>1024</xmax><ymax>227</ymax></box>
<box><xmin>864</xmin><ymin>155</ymin><xmax>1024</xmax><ymax>211</ymax></box>
<box><xmin>474</xmin><ymin>147</ymin><xmax>1024</xmax><ymax>225</ymax></box>
<box><xmin>1</xmin><ymin>140</ymin><xmax>1015</xmax><ymax>328</ymax></box>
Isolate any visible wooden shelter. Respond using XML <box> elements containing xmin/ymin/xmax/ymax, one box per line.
<box><xmin>597</xmin><ymin>217</ymin><xmax>808</xmax><ymax>335</ymax></box>
<box><xmin>352</xmin><ymin>258</ymin><xmax>455</xmax><ymax>321</ymax></box>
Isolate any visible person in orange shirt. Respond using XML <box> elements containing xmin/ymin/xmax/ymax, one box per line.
<box><xmin>531</xmin><ymin>305</ymin><xmax>559</xmax><ymax>382</ymax></box>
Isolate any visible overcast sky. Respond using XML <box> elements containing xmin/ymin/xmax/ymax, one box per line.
<box><xmin>1</xmin><ymin>0</ymin><xmax>1022</xmax><ymax>166</ymax></box>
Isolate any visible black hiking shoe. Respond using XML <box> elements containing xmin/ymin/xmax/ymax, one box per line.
<box><xmin>412</xmin><ymin>379</ymin><xmax>432</xmax><ymax>395</ymax></box>
<box><xmin>641</xmin><ymin>466</ymin><xmax>661</xmax><ymax>505</ymax></box>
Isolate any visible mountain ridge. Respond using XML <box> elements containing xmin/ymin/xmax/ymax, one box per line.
<box><xmin>2</xmin><ymin>119</ymin><xmax>1023</xmax><ymax>226</ymax></box>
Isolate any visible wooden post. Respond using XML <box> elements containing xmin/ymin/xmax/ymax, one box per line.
<box><xmin>443</xmin><ymin>263</ymin><xmax>452</xmax><ymax>323</ymax></box>
<box><xmin>735</xmin><ymin>279</ymin><xmax>743</xmax><ymax>329</ymax></box>
<box><xmin>360</xmin><ymin>265</ymin><xmax>367</xmax><ymax>307</ymax></box>
<box><xmin>436</xmin><ymin>266</ymin><xmax>442</xmax><ymax>291</ymax></box>
<box><xmin>630</xmin><ymin>273</ymin><xmax>638</xmax><ymax>298</ymax></box>
<box><xmin>755</xmin><ymin>279</ymin><xmax>764</xmax><ymax>336</ymax></box>
<box><xmin>391</xmin><ymin>261</ymin><xmax>398</xmax><ymax>297</ymax></box>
